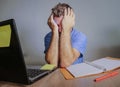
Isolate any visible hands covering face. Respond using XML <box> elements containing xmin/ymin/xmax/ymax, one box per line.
<box><xmin>62</xmin><ymin>8</ymin><xmax>75</xmax><ymax>32</ymax></box>
<box><xmin>47</xmin><ymin>8</ymin><xmax>75</xmax><ymax>33</ymax></box>
<box><xmin>47</xmin><ymin>14</ymin><xmax>58</xmax><ymax>31</ymax></box>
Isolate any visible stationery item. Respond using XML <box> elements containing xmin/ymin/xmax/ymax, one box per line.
<box><xmin>85</xmin><ymin>61</ymin><xmax>106</xmax><ymax>72</ymax></box>
<box><xmin>40</xmin><ymin>64</ymin><xmax>56</xmax><ymax>70</ymax></box>
<box><xmin>91</xmin><ymin>57</ymin><xmax>120</xmax><ymax>71</ymax></box>
<box><xmin>94</xmin><ymin>71</ymin><xmax>119</xmax><ymax>82</ymax></box>
<box><xmin>60</xmin><ymin>68</ymin><xmax>74</xmax><ymax>79</ymax></box>
<box><xmin>0</xmin><ymin>25</ymin><xmax>11</xmax><ymax>47</ymax></box>
<box><xmin>61</xmin><ymin>57</ymin><xmax>120</xmax><ymax>79</ymax></box>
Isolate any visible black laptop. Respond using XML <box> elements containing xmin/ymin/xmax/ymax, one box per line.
<box><xmin>0</xmin><ymin>19</ymin><xmax>55</xmax><ymax>85</ymax></box>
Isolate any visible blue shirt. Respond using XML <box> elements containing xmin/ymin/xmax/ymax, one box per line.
<box><xmin>44</xmin><ymin>28</ymin><xmax>87</xmax><ymax>64</ymax></box>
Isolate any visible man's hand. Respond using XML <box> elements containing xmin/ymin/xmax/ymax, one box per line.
<box><xmin>62</xmin><ymin>8</ymin><xmax>75</xmax><ymax>33</ymax></box>
<box><xmin>47</xmin><ymin>14</ymin><xmax>58</xmax><ymax>32</ymax></box>
<box><xmin>46</xmin><ymin>14</ymin><xmax>59</xmax><ymax>67</ymax></box>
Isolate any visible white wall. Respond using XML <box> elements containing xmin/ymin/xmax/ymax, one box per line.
<box><xmin>0</xmin><ymin>0</ymin><xmax>120</xmax><ymax>65</ymax></box>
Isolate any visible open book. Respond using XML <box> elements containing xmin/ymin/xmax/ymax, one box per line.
<box><xmin>60</xmin><ymin>57</ymin><xmax>120</xmax><ymax>79</ymax></box>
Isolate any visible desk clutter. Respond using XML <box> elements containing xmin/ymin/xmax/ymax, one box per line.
<box><xmin>60</xmin><ymin>57</ymin><xmax>120</xmax><ymax>80</ymax></box>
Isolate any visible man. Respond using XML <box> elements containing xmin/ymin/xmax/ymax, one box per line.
<box><xmin>44</xmin><ymin>3</ymin><xmax>87</xmax><ymax>67</ymax></box>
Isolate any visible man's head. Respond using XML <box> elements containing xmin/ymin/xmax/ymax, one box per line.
<box><xmin>51</xmin><ymin>3</ymin><xmax>72</xmax><ymax>32</ymax></box>
<box><xmin>52</xmin><ymin>3</ymin><xmax>72</xmax><ymax>17</ymax></box>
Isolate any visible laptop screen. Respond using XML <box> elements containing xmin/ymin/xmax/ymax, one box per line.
<box><xmin>0</xmin><ymin>19</ymin><xmax>25</xmax><ymax>68</ymax></box>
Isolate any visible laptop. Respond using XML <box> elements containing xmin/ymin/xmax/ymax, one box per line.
<box><xmin>0</xmin><ymin>19</ymin><xmax>56</xmax><ymax>85</ymax></box>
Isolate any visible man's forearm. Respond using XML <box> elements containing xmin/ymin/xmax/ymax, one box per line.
<box><xmin>59</xmin><ymin>31</ymin><xmax>75</xmax><ymax>67</ymax></box>
<box><xmin>45</xmin><ymin>30</ymin><xmax>59</xmax><ymax>66</ymax></box>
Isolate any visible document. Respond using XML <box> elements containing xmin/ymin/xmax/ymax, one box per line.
<box><xmin>64</xmin><ymin>57</ymin><xmax>120</xmax><ymax>78</ymax></box>
<box><xmin>0</xmin><ymin>25</ymin><xmax>11</xmax><ymax>47</ymax></box>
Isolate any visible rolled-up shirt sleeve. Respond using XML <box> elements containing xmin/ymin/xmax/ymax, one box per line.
<box><xmin>71</xmin><ymin>31</ymin><xmax>87</xmax><ymax>58</ymax></box>
<box><xmin>44</xmin><ymin>32</ymin><xmax>52</xmax><ymax>53</ymax></box>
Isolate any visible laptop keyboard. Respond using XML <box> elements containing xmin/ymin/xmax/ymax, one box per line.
<box><xmin>27</xmin><ymin>69</ymin><xmax>48</xmax><ymax>78</ymax></box>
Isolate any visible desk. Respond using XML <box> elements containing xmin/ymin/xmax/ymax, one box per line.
<box><xmin>0</xmin><ymin>69</ymin><xmax>120</xmax><ymax>87</ymax></box>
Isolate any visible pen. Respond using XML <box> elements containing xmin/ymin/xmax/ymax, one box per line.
<box><xmin>94</xmin><ymin>71</ymin><xmax>119</xmax><ymax>82</ymax></box>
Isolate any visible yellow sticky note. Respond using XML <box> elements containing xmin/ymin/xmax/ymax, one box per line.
<box><xmin>40</xmin><ymin>64</ymin><xmax>56</xmax><ymax>70</ymax></box>
<box><xmin>0</xmin><ymin>25</ymin><xmax>11</xmax><ymax>47</ymax></box>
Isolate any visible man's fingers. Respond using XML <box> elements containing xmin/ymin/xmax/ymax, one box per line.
<box><xmin>64</xmin><ymin>8</ymin><xmax>67</xmax><ymax>16</ymax></box>
<box><xmin>71</xmin><ymin>10</ymin><xmax>75</xmax><ymax>19</ymax></box>
<box><xmin>50</xmin><ymin>13</ymin><xmax>53</xmax><ymax>19</ymax></box>
<box><xmin>48</xmin><ymin>13</ymin><xmax>54</xmax><ymax>22</ymax></box>
<box><xmin>64</xmin><ymin>8</ymin><xmax>74</xmax><ymax>17</ymax></box>
<box><xmin>68</xmin><ymin>8</ymin><xmax>70</xmax><ymax>15</ymax></box>
<box><xmin>70</xmin><ymin>9</ymin><xmax>73</xmax><ymax>16</ymax></box>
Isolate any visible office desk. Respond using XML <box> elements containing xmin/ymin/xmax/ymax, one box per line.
<box><xmin>0</xmin><ymin>69</ymin><xmax>120</xmax><ymax>87</ymax></box>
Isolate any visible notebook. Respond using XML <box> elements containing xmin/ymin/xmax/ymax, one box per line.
<box><xmin>0</xmin><ymin>19</ymin><xmax>56</xmax><ymax>85</ymax></box>
<box><xmin>60</xmin><ymin>57</ymin><xmax>120</xmax><ymax>79</ymax></box>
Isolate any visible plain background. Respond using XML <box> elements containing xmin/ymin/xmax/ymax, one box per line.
<box><xmin>0</xmin><ymin>0</ymin><xmax>120</xmax><ymax>65</ymax></box>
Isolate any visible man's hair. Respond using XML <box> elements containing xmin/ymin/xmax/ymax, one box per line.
<box><xmin>52</xmin><ymin>3</ymin><xmax>72</xmax><ymax>17</ymax></box>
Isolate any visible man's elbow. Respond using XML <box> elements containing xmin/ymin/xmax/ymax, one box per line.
<box><xmin>45</xmin><ymin>55</ymin><xmax>58</xmax><ymax>67</ymax></box>
<box><xmin>45</xmin><ymin>55</ymin><xmax>50</xmax><ymax>63</ymax></box>
<box><xmin>60</xmin><ymin>61</ymin><xmax>72</xmax><ymax>68</ymax></box>
<box><xmin>60</xmin><ymin>56</ymin><xmax>77</xmax><ymax>67</ymax></box>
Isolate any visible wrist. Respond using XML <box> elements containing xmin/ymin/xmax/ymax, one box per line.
<box><xmin>52</xmin><ymin>29</ymin><xmax>59</xmax><ymax>36</ymax></box>
<box><xmin>62</xmin><ymin>28</ymin><xmax>72</xmax><ymax>34</ymax></box>
<box><xmin>61</xmin><ymin>30</ymin><xmax>71</xmax><ymax>37</ymax></box>
<box><xmin>52</xmin><ymin>27</ymin><xmax>58</xmax><ymax>32</ymax></box>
